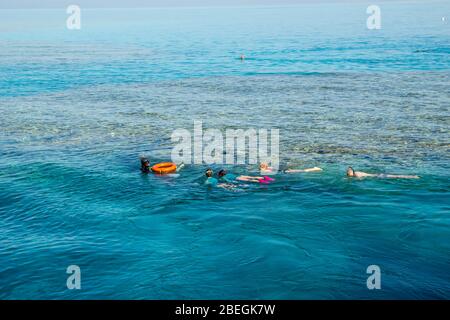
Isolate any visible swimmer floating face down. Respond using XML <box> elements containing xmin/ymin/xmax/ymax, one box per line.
<box><xmin>346</xmin><ymin>166</ymin><xmax>419</xmax><ymax>179</ymax></box>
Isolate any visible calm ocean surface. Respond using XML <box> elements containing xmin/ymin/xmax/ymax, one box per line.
<box><xmin>0</xmin><ymin>2</ymin><xmax>449</xmax><ymax>299</ymax></box>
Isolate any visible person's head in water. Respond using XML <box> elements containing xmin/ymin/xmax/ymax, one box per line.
<box><xmin>205</xmin><ymin>168</ymin><xmax>213</xmax><ymax>177</ymax></box>
<box><xmin>347</xmin><ymin>167</ymin><xmax>355</xmax><ymax>177</ymax></box>
<box><xmin>218</xmin><ymin>169</ymin><xmax>227</xmax><ymax>178</ymax></box>
<box><xmin>140</xmin><ymin>157</ymin><xmax>150</xmax><ymax>172</ymax></box>
<box><xmin>141</xmin><ymin>158</ymin><xmax>150</xmax><ymax>166</ymax></box>
<box><xmin>259</xmin><ymin>162</ymin><xmax>269</xmax><ymax>170</ymax></box>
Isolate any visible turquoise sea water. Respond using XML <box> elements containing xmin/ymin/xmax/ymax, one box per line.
<box><xmin>0</xmin><ymin>2</ymin><xmax>449</xmax><ymax>299</ymax></box>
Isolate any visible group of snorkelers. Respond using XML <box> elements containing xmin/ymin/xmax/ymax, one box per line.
<box><xmin>204</xmin><ymin>163</ymin><xmax>419</xmax><ymax>189</ymax></box>
<box><xmin>141</xmin><ymin>157</ymin><xmax>420</xmax><ymax>187</ymax></box>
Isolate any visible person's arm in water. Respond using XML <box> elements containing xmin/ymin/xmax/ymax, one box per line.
<box><xmin>383</xmin><ymin>174</ymin><xmax>420</xmax><ymax>179</ymax></box>
<box><xmin>285</xmin><ymin>167</ymin><xmax>323</xmax><ymax>173</ymax></box>
<box><xmin>217</xmin><ymin>183</ymin><xmax>237</xmax><ymax>190</ymax></box>
<box><xmin>176</xmin><ymin>162</ymin><xmax>185</xmax><ymax>172</ymax></box>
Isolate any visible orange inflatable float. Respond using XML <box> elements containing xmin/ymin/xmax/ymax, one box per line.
<box><xmin>151</xmin><ymin>162</ymin><xmax>177</xmax><ymax>174</ymax></box>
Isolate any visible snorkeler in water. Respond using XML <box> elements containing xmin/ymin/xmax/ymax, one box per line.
<box><xmin>204</xmin><ymin>168</ymin><xmax>219</xmax><ymax>186</ymax></box>
<box><xmin>259</xmin><ymin>162</ymin><xmax>322</xmax><ymax>174</ymax></box>
<box><xmin>346</xmin><ymin>167</ymin><xmax>420</xmax><ymax>179</ymax></box>
<box><xmin>204</xmin><ymin>169</ymin><xmax>249</xmax><ymax>191</ymax></box>
<box><xmin>259</xmin><ymin>162</ymin><xmax>275</xmax><ymax>174</ymax></box>
<box><xmin>140</xmin><ymin>157</ymin><xmax>151</xmax><ymax>173</ymax></box>
<box><xmin>218</xmin><ymin>169</ymin><xmax>275</xmax><ymax>184</ymax></box>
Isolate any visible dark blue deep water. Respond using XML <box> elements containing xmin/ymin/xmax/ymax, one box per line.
<box><xmin>0</xmin><ymin>2</ymin><xmax>449</xmax><ymax>299</ymax></box>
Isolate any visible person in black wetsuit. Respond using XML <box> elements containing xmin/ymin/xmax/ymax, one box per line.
<box><xmin>140</xmin><ymin>157</ymin><xmax>151</xmax><ymax>173</ymax></box>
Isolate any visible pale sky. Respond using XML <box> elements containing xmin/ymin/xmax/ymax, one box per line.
<box><xmin>0</xmin><ymin>0</ymin><xmax>409</xmax><ymax>9</ymax></box>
